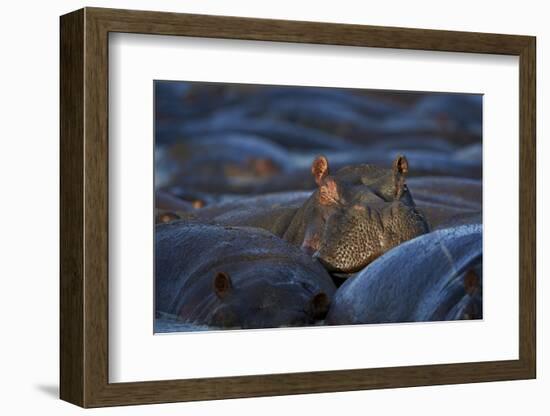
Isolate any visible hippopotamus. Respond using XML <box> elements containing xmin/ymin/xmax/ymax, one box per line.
<box><xmin>407</xmin><ymin>176</ymin><xmax>482</xmax><ymax>229</ymax></box>
<box><xmin>157</xmin><ymin>108</ymin><xmax>358</xmax><ymax>150</ymax></box>
<box><xmin>325</xmin><ymin>224</ymin><xmax>482</xmax><ymax>325</ymax></box>
<box><xmin>155</xmin><ymin>82</ymin><xmax>407</xmax><ymax>147</ymax></box>
<box><xmin>411</xmin><ymin>94</ymin><xmax>482</xmax><ymax>138</ymax></box>
<box><xmin>154</xmin><ymin>190</ymin><xmax>200</xmax><ymax>224</ymax></box>
<box><xmin>297</xmin><ymin>146</ymin><xmax>481</xmax><ymax>180</ymax></box>
<box><xmin>155</xmin><ymin>81</ymin><xmax>246</xmax><ymax>128</ymax></box>
<box><xmin>155</xmin><ymin>134</ymin><xmax>294</xmax><ymax>194</ymax></box>
<box><xmin>251</xmin><ymin>95</ymin><xmax>385</xmax><ymax>139</ymax></box>
<box><xmin>166</xmin><ymin>174</ymin><xmax>481</xmax><ymax>232</ymax></box>
<box><xmin>181</xmin><ymin>155</ymin><xmax>429</xmax><ymax>274</ymax></box>
<box><xmin>155</xmin><ymin>222</ymin><xmax>336</xmax><ymax>329</ymax></box>
<box><xmin>375</xmin><ymin>94</ymin><xmax>482</xmax><ymax>144</ymax></box>
<box><xmin>160</xmin><ymin>137</ymin><xmax>481</xmax><ymax>197</ymax></box>
<box><xmin>156</xmin><ymin>189</ymin><xmax>203</xmax><ymax>211</ymax></box>
<box><xmin>247</xmin><ymin>86</ymin><xmax>404</xmax><ymax>120</ymax></box>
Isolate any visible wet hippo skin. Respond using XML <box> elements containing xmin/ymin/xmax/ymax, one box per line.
<box><xmin>183</xmin><ymin>155</ymin><xmax>429</xmax><ymax>274</ymax></box>
<box><xmin>155</xmin><ymin>222</ymin><xmax>336</xmax><ymax>329</ymax></box>
<box><xmin>408</xmin><ymin>176</ymin><xmax>482</xmax><ymax>229</ymax></box>
<box><xmin>325</xmin><ymin>224</ymin><xmax>482</xmax><ymax>325</ymax></box>
<box><xmin>159</xmin><ymin>140</ymin><xmax>482</xmax><ymax>196</ymax></box>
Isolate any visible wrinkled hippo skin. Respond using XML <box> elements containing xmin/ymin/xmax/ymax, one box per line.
<box><xmin>159</xmin><ymin>140</ymin><xmax>482</xmax><ymax>196</ymax></box>
<box><xmin>176</xmin><ymin>175</ymin><xmax>481</xmax><ymax>234</ymax></box>
<box><xmin>284</xmin><ymin>155</ymin><xmax>429</xmax><ymax>273</ymax></box>
<box><xmin>408</xmin><ymin>176</ymin><xmax>482</xmax><ymax>229</ymax></box>
<box><xmin>155</xmin><ymin>222</ymin><xmax>336</xmax><ymax>329</ymax></box>
<box><xmin>182</xmin><ymin>191</ymin><xmax>310</xmax><ymax>237</ymax></box>
<box><xmin>155</xmin><ymin>134</ymin><xmax>292</xmax><ymax>193</ymax></box>
<box><xmin>325</xmin><ymin>224</ymin><xmax>482</xmax><ymax>325</ymax></box>
<box><xmin>183</xmin><ymin>155</ymin><xmax>429</xmax><ymax>274</ymax></box>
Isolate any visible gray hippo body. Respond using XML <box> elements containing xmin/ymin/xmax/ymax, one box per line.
<box><xmin>326</xmin><ymin>224</ymin><xmax>482</xmax><ymax>325</ymax></box>
<box><xmin>408</xmin><ymin>176</ymin><xmax>482</xmax><ymax>229</ymax></box>
<box><xmin>169</xmin><ymin>175</ymin><xmax>481</xmax><ymax>234</ymax></box>
<box><xmin>155</xmin><ymin>134</ymin><xmax>292</xmax><ymax>193</ymax></box>
<box><xmin>160</xmin><ymin>158</ymin><xmax>481</xmax><ymax>275</ymax></box>
<box><xmin>179</xmin><ymin>155</ymin><xmax>430</xmax><ymax>274</ymax></box>
<box><xmin>181</xmin><ymin>191</ymin><xmax>310</xmax><ymax>237</ymax></box>
<box><xmin>158</xmin><ymin>113</ymin><xmax>357</xmax><ymax>151</ymax></box>
<box><xmin>155</xmin><ymin>222</ymin><xmax>336</xmax><ymax>329</ymax></box>
<box><xmin>160</xmin><ymin>139</ymin><xmax>481</xmax><ymax>196</ymax></box>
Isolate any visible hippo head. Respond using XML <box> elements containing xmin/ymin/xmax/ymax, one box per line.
<box><xmin>297</xmin><ymin>155</ymin><xmax>429</xmax><ymax>274</ymax></box>
<box><xmin>207</xmin><ymin>271</ymin><xmax>330</xmax><ymax>329</ymax></box>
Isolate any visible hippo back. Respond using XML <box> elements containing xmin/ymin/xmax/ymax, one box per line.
<box><xmin>326</xmin><ymin>224</ymin><xmax>482</xmax><ymax>325</ymax></box>
<box><xmin>155</xmin><ymin>221</ymin><xmax>336</xmax><ymax>329</ymax></box>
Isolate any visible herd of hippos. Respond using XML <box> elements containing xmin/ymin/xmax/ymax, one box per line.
<box><xmin>154</xmin><ymin>83</ymin><xmax>483</xmax><ymax>331</ymax></box>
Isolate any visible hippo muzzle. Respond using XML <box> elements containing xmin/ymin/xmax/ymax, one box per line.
<box><xmin>290</xmin><ymin>154</ymin><xmax>430</xmax><ymax>275</ymax></box>
<box><xmin>310</xmin><ymin>199</ymin><xmax>428</xmax><ymax>274</ymax></box>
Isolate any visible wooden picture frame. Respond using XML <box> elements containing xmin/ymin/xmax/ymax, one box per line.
<box><xmin>60</xmin><ymin>7</ymin><xmax>536</xmax><ymax>408</ymax></box>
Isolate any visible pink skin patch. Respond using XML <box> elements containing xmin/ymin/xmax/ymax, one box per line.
<box><xmin>312</xmin><ymin>155</ymin><xmax>329</xmax><ymax>185</ymax></box>
<box><xmin>319</xmin><ymin>178</ymin><xmax>339</xmax><ymax>205</ymax></box>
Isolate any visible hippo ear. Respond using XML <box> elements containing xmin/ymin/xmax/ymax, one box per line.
<box><xmin>392</xmin><ymin>154</ymin><xmax>409</xmax><ymax>199</ymax></box>
<box><xmin>318</xmin><ymin>177</ymin><xmax>340</xmax><ymax>205</ymax></box>
<box><xmin>311</xmin><ymin>155</ymin><xmax>329</xmax><ymax>186</ymax></box>
<box><xmin>213</xmin><ymin>272</ymin><xmax>232</xmax><ymax>299</ymax></box>
<box><xmin>310</xmin><ymin>292</ymin><xmax>330</xmax><ymax>320</ymax></box>
<box><xmin>463</xmin><ymin>269</ymin><xmax>480</xmax><ymax>295</ymax></box>
<box><xmin>156</xmin><ymin>211</ymin><xmax>180</xmax><ymax>224</ymax></box>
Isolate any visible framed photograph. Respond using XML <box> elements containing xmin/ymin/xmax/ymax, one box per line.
<box><xmin>60</xmin><ymin>7</ymin><xmax>536</xmax><ymax>408</ymax></box>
